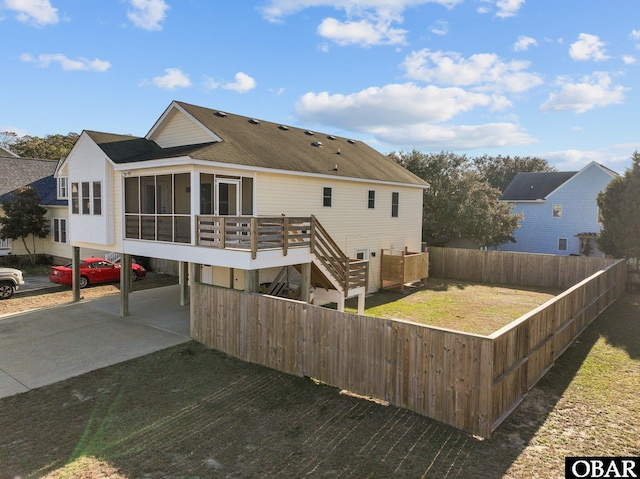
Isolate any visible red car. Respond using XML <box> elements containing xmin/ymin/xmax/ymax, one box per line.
<box><xmin>49</xmin><ymin>257</ymin><xmax>146</xmax><ymax>289</ymax></box>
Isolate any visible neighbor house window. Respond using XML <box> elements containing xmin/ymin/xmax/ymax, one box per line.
<box><xmin>323</xmin><ymin>187</ymin><xmax>332</xmax><ymax>207</ymax></box>
<box><xmin>558</xmin><ymin>238</ymin><xmax>568</xmax><ymax>251</ymax></box>
<box><xmin>52</xmin><ymin>218</ymin><xmax>67</xmax><ymax>243</ymax></box>
<box><xmin>71</xmin><ymin>183</ymin><xmax>79</xmax><ymax>214</ymax></box>
<box><xmin>368</xmin><ymin>190</ymin><xmax>375</xmax><ymax>209</ymax></box>
<box><xmin>57</xmin><ymin>177</ymin><xmax>68</xmax><ymax>199</ymax></box>
<box><xmin>391</xmin><ymin>192</ymin><xmax>399</xmax><ymax>217</ymax></box>
<box><xmin>552</xmin><ymin>204</ymin><xmax>562</xmax><ymax>218</ymax></box>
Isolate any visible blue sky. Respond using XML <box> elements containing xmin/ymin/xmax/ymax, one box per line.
<box><xmin>2</xmin><ymin>0</ymin><xmax>639</xmax><ymax>172</ymax></box>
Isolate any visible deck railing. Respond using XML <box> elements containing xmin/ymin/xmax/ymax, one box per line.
<box><xmin>196</xmin><ymin>214</ymin><xmax>367</xmax><ymax>293</ymax></box>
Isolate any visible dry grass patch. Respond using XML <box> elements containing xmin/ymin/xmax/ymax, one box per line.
<box><xmin>347</xmin><ymin>278</ymin><xmax>561</xmax><ymax>335</ymax></box>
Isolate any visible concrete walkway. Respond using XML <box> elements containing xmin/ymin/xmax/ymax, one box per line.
<box><xmin>0</xmin><ymin>284</ymin><xmax>190</xmax><ymax>399</ymax></box>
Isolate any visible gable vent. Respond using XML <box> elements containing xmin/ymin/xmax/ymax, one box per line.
<box><xmin>279</xmin><ymin>125</ymin><xmax>289</xmax><ymax>131</ymax></box>
<box><xmin>327</xmin><ymin>135</ymin><xmax>337</xmax><ymax>140</ymax></box>
<box><xmin>249</xmin><ymin>118</ymin><xmax>260</xmax><ymax>125</ymax></box>
<box><xmin>215</xmin><ymin>111</ymin><xmax>227</xmax><ymax>117</ymax></box>
<box><xmin>304</xmin><ymin>130</ymin><xmax>314</xmax><ymax>135</ymax></box>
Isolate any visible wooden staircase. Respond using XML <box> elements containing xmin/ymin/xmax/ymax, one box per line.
<box><xmin>267</xmin><ymin>216</ymin><xmax>368</xmax><ymax>312</ymax></box>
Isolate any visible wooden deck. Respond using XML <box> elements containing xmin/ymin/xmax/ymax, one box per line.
<box><xmin>196</xmin><ymin>215</ymin><xmax>368</xmax><ymax>294</ymax></box>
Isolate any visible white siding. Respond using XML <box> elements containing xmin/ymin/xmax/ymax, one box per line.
<box><xmin>151</xmin><ymin>109</ymin><xmax>214</xmax><ymax>148</ymax></box>
<box><xmin>256</xmin><ymin>172</ymin><xmax>424</xmax><ymax>291</ymax></box>
<box><xmin>65</xmin><ymin>134</ymin><xmax>118</xmax><ymax>250</ymax></box>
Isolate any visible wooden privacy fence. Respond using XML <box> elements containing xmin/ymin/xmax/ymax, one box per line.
<box><xmin>191</xmin><ymin>258</ymin><xmax>626</xmax><ymax>438</ymax></box>
<box><xmin>429</xmin><ymin>247</ymin><xmax>616</xmax><ymax>290</ymax></box>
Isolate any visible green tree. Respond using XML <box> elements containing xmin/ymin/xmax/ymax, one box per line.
<box><xmin>10</xmin><ymin>132</ymin><xmax>79</xmax><ymax>159</ymax></box>
<box><xmin>597</xmin><ymin>151</ymin><xmax>640</xmax><ymax>259</ymax></box>
<box><xmin>0</xmin><ymin>187</ymin><xmax>50</xmax><ymax>265</ymax></box>
<box><xmin>392</xmin><ymin>150</ymin><xmax>521</xmax><ymax>246</ymax></box>
<box><xmin>473</xmin><ymin>154</ymin><xmax>555</xmax><ymax>192</ymax></box>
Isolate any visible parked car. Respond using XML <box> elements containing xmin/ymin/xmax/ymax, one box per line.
<box><xmin>48</xmin><ymin>257</ymin><xmax>146</xmax><ymax>289</ymax></box>
<box><xmin>0</xmin><ymin>267</ymin><xmax>25</xmax><ymax>299</ymax></box>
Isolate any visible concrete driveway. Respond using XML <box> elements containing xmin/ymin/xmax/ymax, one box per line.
<box><xmin>0</xmin><ymin>284</ymin><xmax>190</xmax><ymax>399</ymax></box>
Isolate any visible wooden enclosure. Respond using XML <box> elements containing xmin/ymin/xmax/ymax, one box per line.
<box><xmin>379</xmin><ymin>248</ymin><xmax>429</xmax><ymax>291</ymax></box>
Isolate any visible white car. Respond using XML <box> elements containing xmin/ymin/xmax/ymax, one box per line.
<box><xmin>0</xmin><ymin>267</ymin><xmax>25</xmax><ymax>299</ymax></box>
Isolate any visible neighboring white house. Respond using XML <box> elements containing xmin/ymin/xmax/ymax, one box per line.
<box><xmin>56</xmin><ymin>101</ymin><xmax>428</xmax><ymax>312</ymax></box>
<box><xmin>498</xmin><ymin>161</ymin><xmax>618</xmax><ymax>257</ymax></box>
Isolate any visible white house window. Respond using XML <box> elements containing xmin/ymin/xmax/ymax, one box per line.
<box><xmin>323</xmin><ymin>187</ymin><xmax>332</xmax><ymax>207</ymax></box>
<box><xmin>93</xmin><ymin>181</ymin><xmax>102</xmax><ymax>216</ymax></box>
<box><xmin>552</xmin><ymin>204</ymin><xmax>562</xmax><ymax>218</ymax></box>
<box><xmin>368</xmin><ymin>190</ymin><xmax>375</xmax><ymax>209</ymax></box>
<box><xmin>72</xmin><ymin>181</ymin><xmax>102</xmax><ymax>216</ymax></box>
<box><xmin>57</xmin><ymin>177</ymin><xmax>68</xmax><ymax>199</ymax></box>
<box><xmin>81</xmin><ymin>182</ymin><xmax>90</xmax><ymax>215</ymax></box>
<box><xmin>52</xmin><ymin>218</ymin><xmax>67</xmax><ymax>243</ymax></box>
<box><xmin>391</xmin><ymin>192</ymin><xmax>399</xmax><ymax>217</ymax></box>
<box><xmin>558</xmin><ymin>238</ymin><xmax>568</xmax><ymax>251</ymax></box>
<box><xmin>71</xmin><ymin>183</ymin><xmax>79</xmax><ymax>214</ymax></box>
<box><xmin>355</xmin><ymin>248</ymin><xmax>370</xmax><ymax>260</ymax></box>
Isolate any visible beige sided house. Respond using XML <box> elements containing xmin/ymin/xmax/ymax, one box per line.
<box><xmin>56</xmin><ymin>101</ymin><xmax>427</xmax><ymax>313</ymax></box>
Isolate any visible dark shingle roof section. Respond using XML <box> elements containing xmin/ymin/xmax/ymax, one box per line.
<box><xmin>500</xmin><ymin>171</ymin><xmax>578</xmax><ymax>201</ymax></box>
<box><xmin>87</xmin><ymin>102</ymin><xmax>427</xmax><ymax>187</ymax></box>
<box><xmin>0</xmin><ymin>157</ymin><xmax>65</xmax><ymax>206</ymax></box>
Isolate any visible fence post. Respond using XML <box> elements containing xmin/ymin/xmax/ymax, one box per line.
<box><xmin>251</xmin><ymin>217</ymin><xmax>258</xmax><ymax>260</ymax></box>
<box><xmin>283</xmin><ymin>216</ymin><xmax>289</xmax><ymax>256</ymax></box>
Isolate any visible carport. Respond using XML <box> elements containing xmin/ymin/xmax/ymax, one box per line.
<box><xmin>69</xmin><ymin>247</ymin><xmax>190</xmax><ymax>317</ymax></box>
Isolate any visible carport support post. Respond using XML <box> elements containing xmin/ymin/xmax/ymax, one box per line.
<box><xmin>179</xmin><ymin>261</ymin><xmax>189</xmax><ymax>306</ymax></box>
<box><xmin>72</xmin><ymin>246</ymin><xmax>81</xmax><ymax>302</ymax></box>
<box><xmin>120</xmin><ymin>254</ymin><xmax>131</xmax><ymax>317</ymax></box>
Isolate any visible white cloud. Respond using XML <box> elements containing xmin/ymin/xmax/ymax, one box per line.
<box><xmin>20</xmin><ymin>53</ymin><xmax>111</xmax><ymax>72</ymax></box>
<box><xmin>149</xmin><ymin>68</ymin><xmax>191</xmax><ymax>89</ymax></box>
<box><xmin>3</xmin><ymin>0</ymin><xmax>58</xmax><ymax>26</ymax></box>
<box><xmin>317</xmin><ymin>16</ymin><xmax>407</xmax><ymax>46</ymax></box>
<box><xmin>260</xmin><ymin>0</ymin><xmax>462</xmax><ymax>23</ymax></box>
<box><xmin>260</xmin><ymin>0</ymin><xmax>461</xmax><ymax>47</ymax></box>
<box><xmin>630</xmin><ymin>29</ymin><xmax>640</xmax><ymax>41</ymax></box>
<box><xmin>295</xmin><ymin>82</ymin><xmax>536</xmax><ymax>149</ymax></box>
<box><xmin>539</xmin><ymin>72</ymin><xmax>626</xmax><ymax>114</ymax></box>
<box><xmin>513</xmin><ymin>35</ymin><xmax>536</xmax><ymax>52</ymax></box>
<box><xmin>430</xmin><ymin>19</ymin><xmax>448</xmax><ymax>36</ymax></box>
<box><xmin>296</xmin><ymin>83</ymin><xmax>496</xmax><ymax>129</ymax></box>
<box><xmin>477</xmin><ymin>0</ymin><xmax>525</xmax><ymax>18</ymax></box>
<box><xmin>402</xmin><ymin>49</ymin><xmax>543</xmax><ymax>93</ymax></box>
<box><xmin>376</xmin><ymin>122</ymin><xmax>535</xmax><ymax>149</ymax></box>
<box><xmin>569</xmin><ymin>33</ymin><xmax>610</xmax><ymax>61</ymax></box>
<box><xmin>222</xmin><ymin>72</ymin><xmax>256</xmax><ymax>93</ymax></box>
<box><xmin>202</xmin><ymin>76</ymin><xmax>220</xmax><ymax>91</ymax></box>
<box><xmin>127</xmin><ymin>0</ymin><xmax>169</xmax><ymax>31</ymax></box>
<box><xmin>540</xmin><ymin>148</ymin><xmax>633</xmax><ymax>171</ymax></box>
<box><xmin>495</xmin><ymin>0</ymin><xmax>525</xmax><ymax>18</ymax></box>
<box><xmin>622</xmin><ymin>55</ymin><xmax>636</xmax><ymax>65</ymax></box>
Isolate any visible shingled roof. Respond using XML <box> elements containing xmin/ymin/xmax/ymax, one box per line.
<box><xmin>86</xmin><ymin>101</ymin><xmax>427</xmax><ymax>187</ymax></box>
<box><xmin>499</xmin><ymin>171</ymin><xmax>578</xmax><ymax>201</ymax></box>
<box><xmin>0</xmin><ymin>157</ymin><xmax>64</xmax><ymax>206</ymax></box>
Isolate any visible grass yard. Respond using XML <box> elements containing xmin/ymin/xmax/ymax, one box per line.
<box><xmin>1</xmin><ymin>291</ymin><xmax>638</xmax><ymax>478</ymax></box>
<box><xmin>346</xmin><ymin>278</ymin><xmax>562</xmax><ymax>335</ymax></box>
